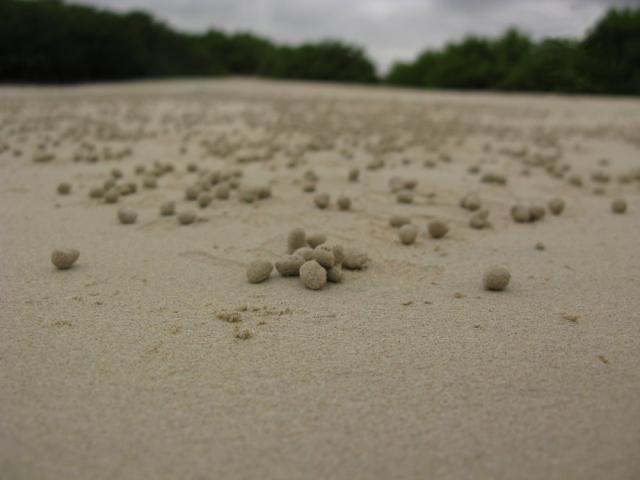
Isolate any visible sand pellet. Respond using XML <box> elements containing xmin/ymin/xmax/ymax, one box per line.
<box><xmin>348</xmin><ymin>168</ymin><xmax>360</xmax><ymax>182</ymax></box>
<box><xmin>247</xmin><ymin>260</ymin><xmax>273</xmax><ymax>284</ymax></box>
<box><xmin>398</xmin><ymin>224</ymin><xmax>418</xmax><ymax>245</ymax></box>
<box><xmin>327</xmin><ymin>265</ymin><xmax>343</xmax><ymax>283</ymax></box>
<box><xmin>469</xmin><ymin>209</ymin><xmax>490</xmax><ymax>229</ymax></box>
<box><xmin>197</xmin><ymin>192</ymin><xmax>212</xmax><ymax>208</ymax></box>
<box><xmin>300</xmin><ymin>260</ymin><xmax>327</xmax><ymax>290</ymax></box>
<box><xmin>117</xmin><ymin>207</ymin><xmax>137</xmax><ymax>225</ymax></box>
<box><xmin>314</xmin><ymin>193</ymin><xmax>330</xmax><ymax>209</ymax></box>
<box><xmin>89</xmin><ymin>187</ymin><xmax>105</xmax><ymax>199</ymax></box>
<box><xmin>548</xmin><ymin>198</ymin><xmax>565</xmax><ymax>215</ymax></box>
<box><xmin>460</xmin><ymin>192</ymin><xmax>482</xmax><ymax>211</ymax></box>
<box><xmin>57</xmin><ymin>182</ymin><xmax>71</xmax><ymax>195</ymax></box>
<box><xmin>51</xmin><ymin>248</ymin><xmax>80</xmax><ymax>270</ymax></box>
<box><xmin>511</xmin><ymin>205</ymin><xmax>531</xmax><ymax>223</ymax></box>
<box><xmin>178</xmin><ymin>211</ymin><xmax>197</xmax><ymax>225</ymax></box>
<box><xmin>530</xmin><ymin>205</ymin><xmax>546</xmax><ymax>221</ymax></box>
<box><xmin>104</xmin><ymin>189</ymin><xmax>119</xmax><ymax>204</ymax></box>
<box><xmin>612</xmin><ymin>198</ymin><xmax>627</xmax><ymax>214</ymax></box>
<box><xmin>337</xmin><ymin>195</ymin><xmax>351</xmax><ymax>211</ymax></box>
<box><xmin>294</xmin><ymin>247</ymin><xmax>315</xmax><ymax>261</ymax></box>
<box><xmin>397</xmin><ymin>191</ymin><xmax>414</xmax><ymax>204</ymax></box>
<box><xmin>483</xmin><ymin>266</ymin><xmax>511</xmax><ymax>291</ymax></box>
<box><xmin>160</xmin><ymin>201</ymin><xmax>175</xmax><ymax>216</ymax></box>
<box><xmin>342</xmin><ymin>247</ymin><xmax>369</xmax><ymax>270</ymax></box>
<box><xmin>287</xmin><ymin>228</ymin><xmax>307</xmax><ymax>253</ymax></box>
<box><xmin>390</xmin><ymin>214</ymin><xmax>411</xmax><ymax>228</ymax></box>
<box><xmin>307</xmin><ymin>233</ymin><xmax>327</xmax><ymax>249</ymax></box>
<box><xmin>313</xmin><ymin>246</ymin><xmax>335</xmax><ymax>269</ymax></box>
<box><xmin>276</xmin><ymin>255</ymin><xmax>305</xmax><ymax>277</ymax></box>
<box><xmin>428</xmin><ymin>220</ymin><xmax>449</xmax><ymax>239</ymax></box>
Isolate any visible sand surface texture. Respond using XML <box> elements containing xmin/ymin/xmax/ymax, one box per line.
<box><xmin>1</xmin><ymin>80</ymin><xmax>639</xmax><ymax>479</ymax></box>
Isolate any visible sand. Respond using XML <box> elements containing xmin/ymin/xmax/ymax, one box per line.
<box><xmin>1</xmin><ymin>79</ymin><xmax>639</xmax><ymax>479</ymax></box>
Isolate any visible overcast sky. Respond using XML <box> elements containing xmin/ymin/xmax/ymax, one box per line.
<box><xmin>78</xmin><ymin>0</ymin><xmax>636</xmax><ymax>71</ymax></box>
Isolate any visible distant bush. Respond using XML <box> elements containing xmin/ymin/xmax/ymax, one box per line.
<box><xmin>387</xmin><ymin>8</ymin><xmax>640</xmax><ymax>95</ymax></box>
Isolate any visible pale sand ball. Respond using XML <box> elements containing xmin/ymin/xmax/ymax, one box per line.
<box><xmin>314</xmin><ymin>193</ymin><xmax>330</xmax><ymax>209</ymax></box>
<box><xmin>460</xmin><ymin>192</ymin><xmax>482</xmax><ymax>211</ymax></box>
<box><xmin>234</xmin><ymin>328</ymin><xmax>253</xmax><ymax>340</ymax></box>
<box><xmin>469</xmin><ymin>209</ymin><xmax>490</xmax><ymax>229</ymax></box>
<box><xmin>398</xmin><ymin>224</ymin><xmax>419</xmax><ymax>245</ymax></box>
<box><xmin>51</xmin><ymin>248</ymin><xmax>80</xmax><ymax>270</ymax></box>
<box><xmin>134</xmin><ymin>164</ymin><xmax>146</xmax><ymax>175</ymax></box>
<box><xmin>405</xmin><ymin>179</ymin><xmax>418</xmax><ymax>190</ymax></box>
<box><xmin>348</xmin><ymin>168</ymin><xmax>360</xmax><ymax>182</ymax></box>
<box><xmin>294</xmin><ymin>247</ymin><xmax>315</xmax><ymax>261</ymax></box>
<box><xmin>428</xmin><ymin>220</ymin><xmax>449</xmax><ymax>239</ymax></box>
<box><xmin>287</xmin><ymin>228</ymin><xmax>307</xmax><ymax>253</ymax></box>
<box><xmin>160</xmin><ymin>201</ymin><xmax>175</xmax><ymax>216</ymax></box>
<box><xmin>337</xmin><ymin>195</ymin><xmax>351</xmax><ymax>211</ymax></box>
<box><xmin>178</xmin><ymin>211</ymin><xmax>197</xmax><ymax>225</ymax></box>
<box><xmin>89</xmin><ymin>186</ymin><xmax>104</xmax><ymax>199</ymax></box>
<box><xmin>330</xmin><ymin>244</ymin><xmax>345</xmax><ymax>265</ymax></box>
<box><xmin>535</xmin><ymin>241</ymin><xmax>545</xmax><ymax>251</ymax></box>
<box><xmin>197</xmin><ymin>192</ymin><xmax>212</xmax><ymax>208</ymax></box>
<box><xmin>104</xmin><ymin>189</ymin><xmax>120</xmax><ymax>204</ymax></box>
<box><xmin>511</xmin><ymin>205</ymin><xmax>532</xmax><ymax>223</ymax></box>
<box><xmin>390</xmin><ymin>214</ymin><xmax>411</xmax><ymax>228</ymax></box>
<box><xmin>397</xmin><ymin>191</ymin><xmax>414</xmax><ymax>204</ymax></box>
<box><xmin>111</xmin><ymin>168</ymin><xmax>123</xmax><ymax>179</ymax></box>
<box><xmin>256</xmin><ymin>186</ymin><xmax>272</xmax><ymax>199</ymax></box>
<box><xmin>612</xmin><ymin>198</ymin><xmax>627</xmax><ymax>214</ymax></box>
<box><xmin>300</xmin><ymin>260</ymin><xmax>327</xmax><ymax>290</ymax></box>
<box><xmin>275</xmin><ymin>255</ymin><xmax>305</xmax><ymax>277</ymax></box>
<box><xmin>548</xmin><ymin>198</ymin><xmax>565</xmax><ymax>215</ymax></box>
<box><xmin>307</xmin><ymin>233</ymin><xmax>327</xmax><ymax>249</ymax></box>
<box><xmin>185</xmin><ymin>185</ymin><xmax>200</xmax><ymax>201</ymax></box>
<box><xmin>327</xmin><ymin>265</ymin><xmax>343</xmax><ymax>283</ymax></box>
<box><xmin>530</xmin><ymin>204</ymin><xmax>546</xmax><ymax>221</ymax></box>
<box><xmin>143</xmin><ymin>176</ymin><xmax>157</xmax><ymax>189</ymax></box>
<box><xmin>215</xmin><ymin>184</ymin><xmax>230</xmax><ymax>200</ymax></box>
<box><xmin>103</xmin><ymin>178</ymin><xmax>116</xmax><ymax>190</ymax></box>
<box><xmin>302</xmin><ymin>181</ymin><xmax>317</xmax><ymax>193</ymax></box>
<box><xmin>483</xmin><ymin>266</ymin><xmax>511</xmax><ymax>291</ymax></box>
<box><xmin>343</xmin><ymin>247</ymin><xmax>369</xmax><ymax>270</ymax></box>
<box><xmin>247</xmin><ymin>260</ymin><xmax>273</xmax><ymax>284</ymax></box>
<box><xmin>313</xmin><ymin>246</ymin><xmax>335</xmax><ymax>269</ymax></box>
<box><xmin>57</xmin><ymin>182</ymin><xmax>71</xmax><ymax>195</ymax></box>
<box><xmin>117</xmin><ymin>207</ymin><xmax>137</xmax><ymax>225</ymax></box>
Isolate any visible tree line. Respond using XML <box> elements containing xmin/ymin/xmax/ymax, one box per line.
<box><xmin>0</xmin><ymin>0</ymin><xmax>638</xmax><ymax>94</ymax></box>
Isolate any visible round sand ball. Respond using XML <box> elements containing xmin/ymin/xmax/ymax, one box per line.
<box><xmin>348</xmin><ymin>168</ymin><xmax>360</xmax><ymax>182</ymax></box>
<box><xmin>57</xmin><ymin>182</ymin><xmax>71</xmax><ymax>195</ymax></box>
<box><xmin>460</xmin><ymin>192</ymin><xmax>482</xmax><ymax>211</ymax></box>
<box><xmin>428</xmin><ymin>220</ymin><xmax>449</xmax><ymax>239</ymax></box>
<box><xmin>511</xmin><ymin>205</ymin><xmax>531</xmax><ymax>223</ymax></box>
<box><xmin>300</xmin><ymin>260</ymin><xmax>327</xmax><ymax>290</ymax></box>
<box><xmin>117</xmin><ymin>207</ymin><xmax>137</xmax><ymax>225</ymax></box>
<box><xmin>390</xmin><ymin>214</ymin><xmax>411</xmax><ymax>228</ymax></box>
<box><xmin>51</xmin><ymin>248</ymin><xmax>80</xmax><ymax>270</ymax></box>
<box><xmin>103</xmin><ymin>178</ymin><xmax>116</xmax><ymax>190</ymax></box>
<box><xmin>337</xmin><ymin>195</ymin><xmax>351</xmax><ymax>211</ymax></box>
<box><xmin>185</xmin><ymin>185</ymin><xmax>200</xmax><ymax>201</ymax></box>
<box><xmin>197</xmin><ymin>192</ymin><xmax>212</xmax><ymax>208</ymax></box>
<box><xmin>215</xmin><ymin>184</ymin><xmax>230</xmax><ymax>200</ymax></box>
<box><xmin>611</xmin><ymin>198</ymin><xmax>627</xmax><ymax>214</ymax></box>
<box><xmin>294</xmin><ymin>247</ymin><xmax>315</xmax><ymax>261</ymax></box>
<box><xmin>287</xmin><ymin>228</ymin><xmax>307</xmax><ymax>253</ymax></box>
<box><xmin>256</xmin><ymin>186</ymin><xmax>271</xmax><ymax>199</ymax></box>
<box><xmin>470</xmin><ymin>209</ymin><xmax>490</xmax><ymax>229</ymax></box>
<box><xmin>327</xmin><ymin>265</ymin><xmax>343</xmax><ymax>283</ymax></box>
<box><xmin>247</xmin><ymin>260</ymin><xmax>273</xmax><ymax>284</ymax></box>
<box><xmin>275</xmin><ymin>255</ymin><xmax>305</xmax><ymax>277</ymax></box>
<box><xmin>89</xmin><ymin>186</ymin><xmax>105</xmax><ymax>199</ymax></box>
<box><xmin>314</xmin><ymin>193</ymin><xmax>330</xmax><ymax>209</ymax></box>
<box><xmin>111</xmin><ymin>168</ymin><xmax>123</xmax><ymax>179</ymax></box>
<box><xmin>313</xmin><ymin>246</ymin><xmax>335</xmax><ymax>269</ymax></box>
<box><xmin>548</xmin><ymin>198</ymin><xmax>565</xmax><ymax>215</ymax></box>
<box><xmin>405</xmin><ymin>179</ymin><xmax>418</xmax><ymax>190</ymax></box>
<box><xmin>530</xmin><ymin>204</ymin><xmax>546</xmax><ymax>221</ymax></box>
<box><xmin>187</xmin><ymin>162</ymin><xmax>198</xmax><ymax>173</ymax></box>
<box><xmin>330</xmin><ymin>244</ymin><xmax>345</xmax><ymax>265</ymax></box>
<box><xmin>134</xmin><ymin>164</ymin><xmax>146</xmax><ymax>175</ymax></box>
<box><xmin>160</xmin><ymin>201</ymin><xmax>175</xmax><ymax>216</ymax></box>
<box><xmin>178</xmin><ymin>210</ymin><xmax>197</xmax><ymax>225</ymax></box>
<box><xmin>104</xmin><ymin>189</ymin><xmax>119</xmax><ymax>204</ymax></box>
<box><xmin>483</xmin><ymin>266</ymin><xmax>511</xmax><ymax>291</ymax></box>
<box><xmin>307</xmin><ymin>233</ymin><xmax>327</xmax><ymax>249</ymax></box>
<box><xmin>398</xmin><ymin>224</ymin><xmax>418</xmax><ymax>245</ymax></box>
<box><xmin>397</xmin><ymin>191</ymin><xmax>414</xmax><ymax>204</ymax></box>
<box><xmin>342</xmin><ymin>247</ymin><xmax>369</xmax><ymax>270</ymax></box>
<box><xmin>143</xmin><ymin>176</ymin><xmax>157</xmax><ymax>189</ymax></box>
<box><xmin>302</xmin><ymin>181</ymin><xmax>316</xmax><ymax>193</ymax></box>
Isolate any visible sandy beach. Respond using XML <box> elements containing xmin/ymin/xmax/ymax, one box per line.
<box><xmin>1</xmin><ymin>79</ymin><xmax>639</xmax><ymax>479</ymax></box>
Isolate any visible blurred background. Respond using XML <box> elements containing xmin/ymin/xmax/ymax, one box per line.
<box><xmin>0</xmin><ymin>0</ymin><xmax>638</xmax><ymax>94</ymax></box>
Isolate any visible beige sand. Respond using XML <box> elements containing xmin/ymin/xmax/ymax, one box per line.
<box><xmin>1</xmin><ymin>79</ymin><xmax>639</xmax><ymax>479</ymax></box>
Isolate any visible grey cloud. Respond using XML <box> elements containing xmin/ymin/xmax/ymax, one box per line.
<box><xmin>77</xmin><ymin>0</ymin><xmax>628</xmax><ymax>71</ymax></box>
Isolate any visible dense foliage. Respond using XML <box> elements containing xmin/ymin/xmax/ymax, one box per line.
<box><xmin>0</xmin><ymin>0</ymin><xmax>638</xmax><ymax>94</ymax></box>
<box><xmin>387</xmin><ymin>8</ymin><xmax>640</xmax><ymax>95</ymax></box>
<box><xmin>0</xmin><ymin>0</ymin><xmax>376</xmax><ymax>83</ymax></box>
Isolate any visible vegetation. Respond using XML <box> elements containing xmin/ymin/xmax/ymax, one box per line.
<box><xmin>387</xmin><ymin>8</ymin><xmax>640</xmax><ymax>95</ymax></box>
<box><xmin>0</xmin><ymin>0</ymin><xmax>638</xmax><ymax>94</ymax></box>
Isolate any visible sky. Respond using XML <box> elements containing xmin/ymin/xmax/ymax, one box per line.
<box><xmin>78</xmin><ymin>0</ymin><xmax>637</xmax><ymax>71</ymax></box>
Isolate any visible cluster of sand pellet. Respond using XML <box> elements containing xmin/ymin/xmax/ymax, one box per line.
<box><xmin>246</xmin><ymin>228</ymin><xmax>368</xmax><ymax>290</ymax></box>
